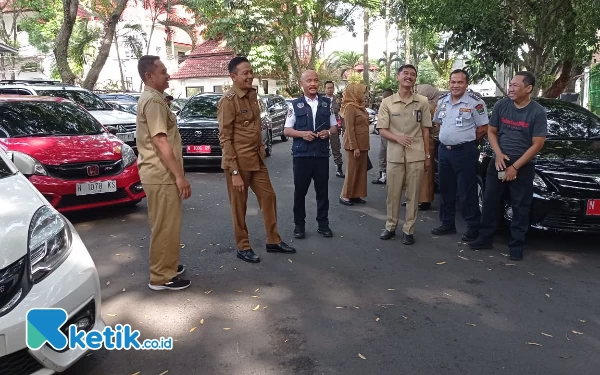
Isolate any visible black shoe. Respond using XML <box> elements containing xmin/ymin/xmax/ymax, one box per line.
<box><xmin>336</xmin><ymin>164</ymin><xmax>345</xmax><ymax>178</ymax></box>
<box><xmin>402</xmin><ymin>233</ymin><xmax>415</xmax><ymax>245</ymax></box>
<box><xmin>509</xmin><ymin>248</ymin><xmax>524</xmax><ymax>261</ymax></box>
<box><xmin>468</xmin><ymin>236</ymin><xmax>493</xmax><ymax>250</ymax></box>
<box><xmin>461</xmin><ymin>229</ymin><xmax>479</xmax><ymax>242</ymax></box>
<box><xmin>372</xmin><ymin>171</ymin><xmax>386</xmax><ymax>184</ymax></box>
<box><xmin>431</xmin><ymin>225</ymin><xmax>457</xmax><ymax>236</ymax></box>
<box><xmin>339</xmin><ymin>197</ymin><xmax>353</xmax><ymax>206</ymax></box>
<box><xmin>177</xmin><ymin>265</ymin><xmax>185</xmax><ymax>275</ymax></box>
<box><xmin>266</xmin><ymin>242</ymin><xmax>296</xmax><ymax>253</ymax></box>
<box><xmin>380</xmin><ymin>229</ymin><xmax>395</xmax><ymax>240</ymax></box>
<box><xmin>293</xmin><ymin>225</ymin><xmax>305</xmax><ymax>239</ymax></box>
<box><xmin>148</xmin><ymin>277</ymin><xmax>191</xmax><ymax>291</ymax></box>
<box><xmin>237</xmin><ymin>249</ymin><xmax>261</xmax><ymax>263</ymax></box>
<box><xmin>317</xmin><ymin>226</ymin><xmax>333</xmax><ymax>237</ymax></box>
<box><xmin>418</xmin><ymin>202</ymin><xmax>431</xmax><ymax>210</ymax></box>
<box><xmin>401</xmin><ymin>201</ymin><xmax>407</xmax><ymax>207</ymax></box>
<box><xmin>350</xmin><ymin>198</ymin><xmax>367</xmax><ymax>204</ymax></box>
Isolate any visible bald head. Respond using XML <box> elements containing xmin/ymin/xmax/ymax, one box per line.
<box><xmin>300</xmin><ymin>70</ymin><xmax>319</xmax><ymax>98</ymax></box>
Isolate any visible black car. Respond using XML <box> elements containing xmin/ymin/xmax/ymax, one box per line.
<box><xmin>259</xmin><ymin>94</ymin><xmax>289</xmax><ymax>142</ymax></box>
<box><xmin>435</xmin><ymin>97</ymin><xmax>600</xmax><ymax>233</ymax></box>
<box><xmin>176</xmin><ymin>93</ymin><xmax>272</xmax><ymax>165</ymax></box>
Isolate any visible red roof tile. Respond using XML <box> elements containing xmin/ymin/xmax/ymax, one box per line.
<box><xmin>170</xmin><ymin>40</ymin><xmax>235</xmax><ymax>79</ymax></box>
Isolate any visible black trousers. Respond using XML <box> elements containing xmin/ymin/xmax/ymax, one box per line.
<box><xmin>293</xmin><ymin>157</ymin><xmax>329</xmax><ymax>227</ymax></box>
<box><xmin>479</xmin><ymin>161</ymin><xmax>535</xmax><ymax>250</ymax></box>
<box><xmin>438</xmin><ymin>143</ymin><xmax>481</xmax><ymax>230</ymax></box>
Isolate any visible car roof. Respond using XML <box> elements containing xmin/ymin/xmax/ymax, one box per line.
<box><xmin>0</xmin><ymin>95</ymin><xmax>69</xmax><ymax>103</ymax></box>
<box><xmin>0</xmin><ymin>80</ymin><xmax>89</xmax><ymax>91</ymax></box>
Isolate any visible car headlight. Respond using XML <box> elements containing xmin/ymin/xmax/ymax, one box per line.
<box><xmin>11</xmin><ymin>151</ymin><xmax>47</xmax><ymax>176</ymax></box>
<box><xmin>121</xmin><ymin>143</ymin><xmax>136</xmax><ymax>167</ymax></box>
<box><xmin>28</xmin><ymin>206</ymin><xmax>72</xmax><ymax>283</ymax></box>
<box><xmin>533</xmin><ymin>172</ymin><xmax>547</xmax><ymax>190</ymax></box>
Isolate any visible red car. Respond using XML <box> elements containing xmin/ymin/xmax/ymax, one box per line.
<box><xmin>0</xmin><ymin>96</ymin><xmax>145</xmax><ymax>212</ymax></box>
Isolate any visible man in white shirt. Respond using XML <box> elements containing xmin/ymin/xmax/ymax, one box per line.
<box><xmin>283</xmin><ymin>70</ymin><xmax>338</xmax><ymax>239</ymax></box>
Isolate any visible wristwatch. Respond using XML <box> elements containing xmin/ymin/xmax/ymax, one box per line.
<box><xmin>426</xmin><ymin>154</ymin><xmax>431</xmax><ymax>159</ymax></box>
<box><xmin>231</xmin><ymin>169</ymin><xmax>239</xmax><ymax>175</ymax></box>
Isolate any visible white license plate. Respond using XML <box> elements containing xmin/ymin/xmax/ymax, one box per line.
<box><xmin>76</xmin><ymin>180</ymin><xmax>117</xmax><ymax>196</ymax></box>
<box><xmin>117</xmin><ymin>132</ymin><xmax>135</xmax><ymax>142</ymax></box>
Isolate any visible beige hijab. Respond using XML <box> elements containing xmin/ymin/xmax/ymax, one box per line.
<box><xmin>416</xmin><ymin>84</ymin><xmax>440</xmax><ymax>115</ymax></box>
<box><xmin>339</xmin><ymin>83</ymin><xmax>368</xmax><ymax>119</ymax></box>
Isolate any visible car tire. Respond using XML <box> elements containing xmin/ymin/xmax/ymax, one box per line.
<box><xmin>280</xmin><ymin>135</ymin><xmax>288</xmax><ymax>142</ymax></box>
<box><xmin>266</xmin><ymin>131</ymin><xmax>273</xmax><ymax>157</ymax></box>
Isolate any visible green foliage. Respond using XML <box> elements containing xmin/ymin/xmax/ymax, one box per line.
<box><xmin>18</xmin><ymin>0</ymin><xmax>62</xmax><ymax>54</ymax></box>
<box><xmin>374</xmin><ymin>75</ymin><xmax>398</xmax><ymax>92</ymax></box>
<box><xmin>416</xmin><ymin>59</ymin><xmax>441</xmax><ymax>87</ymax></box>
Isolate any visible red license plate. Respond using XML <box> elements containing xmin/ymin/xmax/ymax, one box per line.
<box><xmin>586</xmin><ymin>199</ymin><xmax>600</xmax><ymax>216</ymax></box>
<box><xmin>187</xmin><ymin>145</ymin><xmax>211</xmax><ymax>154</ymax></box>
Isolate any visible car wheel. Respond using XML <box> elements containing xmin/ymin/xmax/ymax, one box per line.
<box><xmin>280</xmin><ymin>134</ymin><xmax>288</xmax><ymax>142</ymax></box>
<box><xmin>266</xmin><ymin>131</ymin><xmax>273</xmax><ymax>157</ymax></box>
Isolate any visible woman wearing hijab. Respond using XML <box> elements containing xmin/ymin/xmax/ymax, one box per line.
<box><xmin>415</xmin><ymin>84</ymin><xmax>440</xmax><ymax>210</ymax></box>
<box><xmin>339</xmin><ymin>83</ymin><xmax>370</xmax><ymax>206</ymax></box>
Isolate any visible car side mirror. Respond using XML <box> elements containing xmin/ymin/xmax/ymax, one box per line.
<box><xmin>105</xmin><ymin>126</ymin><xmax>118</xmax><ymax>135</ymax></box>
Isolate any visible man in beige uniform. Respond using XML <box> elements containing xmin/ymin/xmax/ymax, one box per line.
<box><xmin>218</xmin><ymin>56</ymin><xmax>295</xmax><ymax>264</ymax></box>
<box><xmin>377</xmin><ymin>64</ymin><xmax>432</xmax><ymax>245</ymax></box>
<box><xmin>136</xmin><ymin>55</ymin><xmax>191</xmax><ymax>291</ymax></box>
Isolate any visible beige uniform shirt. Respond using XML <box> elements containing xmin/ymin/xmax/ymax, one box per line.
<box><xmin>376</xmin><ymin>92</ymin><xmax>432</xmax><ymax>163</ymax></box>
<box><xmin>217</xmin><ymin>86</ymin><xmax>265</xmax><ymax>172</ymax></box>
<box><xmin>136</xmin><ymin>86</ymin><xmax>183</xmax><ymax>184</ymax></box>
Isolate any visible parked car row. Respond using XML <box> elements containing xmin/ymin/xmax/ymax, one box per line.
<box><xmin>433</xmin><ymin>97</ymin><xmax>600</xmax><ymax>234</ymax></box>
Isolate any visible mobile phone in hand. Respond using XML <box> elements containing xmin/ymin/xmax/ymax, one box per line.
<box><xmin>498</xmin><ymin>170</ymin><xmax>505</xmax><ymax>180</ymax></box>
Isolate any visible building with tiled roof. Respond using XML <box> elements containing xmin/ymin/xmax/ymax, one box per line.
<box><xmin>170</xmin><ymin>39</ymin><xmax>282</xmax><ymax>98</ymax></box>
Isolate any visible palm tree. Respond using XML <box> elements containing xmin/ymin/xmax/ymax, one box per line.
<box><xmin>326</xmin><ymin>51</ymin><xmax>363</xmax><ymax>79</ymax></box>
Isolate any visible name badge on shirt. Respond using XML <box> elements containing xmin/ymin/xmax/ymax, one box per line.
<box><xmin>455</xmin><ymin>116</ymin><xmax>463</xmax><ymax>127</ymax></box>
<box><xmin>415</xmin><ymin>110</ymin><xmax>422</xmax><ymax>122</ymax></box>
<box><xmin>391</xmin><ymin>113</ymin><xmax>402</xmax><ymax>117</ymax></box>
<box><xmin>459</xmin><ymin>108</ymin><xmax>471</xmax><ymax>113</ymax></box>
<box><xmin>439</xmin><ymin>111</ymin><xmax>446</xmax><ymax>118</ymax></box>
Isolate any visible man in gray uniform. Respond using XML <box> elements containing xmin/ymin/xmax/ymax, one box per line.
<box><xmin>325</xmin><ymin>81</ymin><xmax>345</xmax><ymax>178</ymax></box>
<box><xmin>372</xmin><ymin>88</ymin><xmax>394</xmax><ymax>184</ymax></box>
<box><xmin>431</xmin><ymin>69</ymin><xmax>489</xmax><ymax>242</ymax></box>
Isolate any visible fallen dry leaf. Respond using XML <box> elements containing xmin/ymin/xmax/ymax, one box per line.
<box><xmin>288</xmin><ymin>259</ymin><xmax>293</xmax><ymax>263</ymax></box>
<box><xmin>354</xmin><ymin>306</ymin><xmax>360</xmax><ymax>309</ymax></box>
<box><xmin>235</xmin><ymin>290</ymin><xmax>242</xmax><ymax>293</ymax></box>
<box><xmin>254</xmin><ymin>288</ymin><xmax>260</xmax><ymax>293</ymax></box>
<box><xmin>541</xmin><ymin>332</ymin><xmax>553</xmax><ymax>337</ymax></box>
<box><xmin>190</xmin><ymin>327</ymin><xmax>197</xmax><ymax>332</ymax></box>
<box><xmin>402</xmin><ymin>315</ymin><xmax>408</xmax><ymax>320</ymax></box>
<box><xmin>579</xmin><ymin>319</ymin><xmax>586</xmax><ymax>323</ymax></box>
<box><xmin>436</xmin><ymin>261</ymin><xmax>447</xmax><ymax>265</ymax></box>
<box><xmin>376</xmin><ymin>317</ymin><xmax>380</xmax><ymax>322</ymax></box>
<box><xmin>505</xmin><ymin>264</ymin><xmax>516</xmax><ymax>266</ymax></box>
<box><xmin>200</xmin><ymin>319</ymin><xmax>204</xmax><ymax>325</ymax></box>
<box><xmin>205</xmin><ymin>290</ymin><xmax>213</xmax><ymax>295</ymax></box>
<box><xmin>223</xmin><ymin>328</ymin><xmax>231</xmax><ymax>330</ymax></box>
<box><xmin>115</xmin><ymin>253</ymin><xmax>122</xmax><ymax>256</ymax></box>
<box><xmin>251</xmin><ymin>295</ymin><xmax>260</xmax><ymax>299</ymax></box>
<box><xmin>122</xmin><ymin>288</ymin><xmax>126</xmax><ymax>292</ymax></box>
<box><xmin>263</xmin><ymin>306</ymin><xmax>268</xmax><ymax>309</ymax></box>
<box><xmin>387</xmin><ymin>288</ymin><xmax>396</xmax><ymax>291</ymax></box>
<box><xmin>200</xmin><ymin>249</ymin><xmax>207</xmax><ymax>252</ymax></box>
<box><xmin>106</xmin><ymin>281</ymin><xmax>110</xmax><ymax>286</ymax></box>
<box><xmin>572</xmin><ymin>330</ymin><xmax>584</xmax><ymax>335</ymax></box>
<box><xmin>545</xmin><ymin>294</ymin><xmax>550</xmax><ymax>298</ymax></box>
<box><xmin>358</xmin><ymin>353</ymin><xmax>366</xmax><ymax>360</ymax></box>
<box><xmin>527</xmin><ymin>342</ymin><xmax>542</xmax><ymax>346</ymax></box>
<box><xmin>180</xmin><ymin>244</ymin><xmax>186</xmax><ymax>249</ymax></box>
<box><xmin>106</xmin><ymin>313</ymin><xmax>117</xmax><ymax>317</ymax></box>
<box><xmin>252</xmin><ymin>305</ymin><xmax>260</xmax><ymax>311</ymax></box>
<box><xmin>110</xmin><ymin>235</ymin><xmax>117</xmax><ymax>238</ymax></box>
<box><xmin>501</xmin><ymin>253</ymin><xmax>509</xmax><ymax>257</ymax></box>
<box><xmin>284</xmin><ymin>339</ymin><xmax>289</xmax><ymax>343</ymax></box>
<box><xmin>458</xmin><ymin>255</ymin><xmax>469</xmax><ymax>261</ymax></box>
<box><xmin>528</xmin><ymin>272</ymin><xmax>535</xmax><ymax>276</ymax></box>
<box><xmin>459</xmin><ymin>249</ymin><xmax>464</xmax><ymax>253</ymax></box>
<box><xmin>132</xmin><ymin>372</ymin><xmax>141</xmax><ymax>375</ymax></box>
<box><xmin>336</xmin><ymin>306</ymin><xmax>346</xmax><ymax>309</ymax></box>
<box><xmin>432</xmin><ymin>236</ymin><xmax>439</xmax><ymax>239</ymax></box>
<box><xmin>466</xmin><ymin>323</ymin><xmax>477</xmax><ymax>327</ymax></box>
<box><xmin>487</xmin><ymin>268</ymin><xmax>493</xmax><ymax>271</ymax></box>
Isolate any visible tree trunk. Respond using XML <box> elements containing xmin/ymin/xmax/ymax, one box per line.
<box><xmin>114</xmin><ymin>32</ymin><xmax>126</xmax><ymax>91</ymax></box>
<box><xmin>54</xmin><ymin>0</ymin><xmax>79</xmax><ymax>84</ymax></box>
<box><xmin>363</xmin><ymin>8</ymin><xmax>369</xmax><ymax>86</ymax></box>
<box><xmin>82</xmin><ymin>0</ymin><xmax>128</xmax><ymax>90</ymax></box>
<box><xmin>140</xmin><ymin>21</ymin><xmax>156</xmax><ymax>91</ymax></box>
<box><xmin>384</xmin><ymin>0</ymin><xmax>390</xmax><ymax>78</ymax></box>
<box><xmin>404</xmin><ymin>22</ymin><xmax>410</xmax><ymax>64</ymax></box>
<box><xmin>543</xmin><ymin>59</ymin><xmax>573</xmax><ymax>98</ymax></box>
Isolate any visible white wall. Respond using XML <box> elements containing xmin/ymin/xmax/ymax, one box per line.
<box><xmin>171</xmin><ymin>77</ymin><xmax>280</xmax><ymax>98</ymax></box>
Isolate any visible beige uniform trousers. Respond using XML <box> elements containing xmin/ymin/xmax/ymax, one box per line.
<box><xmin>385</xmin><ymin>160</ymin><xmax>425</xmax><ymax>235</ymax></box>
<box><xmin>144</xmin><ymin>183</ymin><xmax>182</xmax><ymax>285</ymax></box>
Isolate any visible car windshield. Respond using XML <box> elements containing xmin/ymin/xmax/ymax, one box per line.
<box><xmin>0</xmin><ymin>101</ymin><xmax>104</xmax><ymax>137</ymax></box>
<box><xmin>36</xmin><ymin>89</ymin><xmax>113</xmax><ymax>110</ymax></box>
<box><xmin>179</xmin><ymin>94</ymin><xmax>220</xmax><ymax>119</ymax></box>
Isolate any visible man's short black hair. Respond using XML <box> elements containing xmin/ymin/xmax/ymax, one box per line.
<box><xmin>515</xmin><ymin>71</ymin><xmax>536</xmax><ymax>88</ymax></box>
<box><xmin>324</xmin><ymin>81</ymin><xmax>334</xmax><ymax>87</ymax></box>
<box><xmin>165</xmin><ymin>95</ymin><xmax>174</xmax><ymax>100</ymax></box>
<box><xmin>228</xmin><ymin>56</ymin><xmax>250</xmax><ymax>73</ymax></box>
<box><xmin>138</xmin><ymin>55</ymin><xmax>160</xmax><ymax>82</ymax></box>
<box><xmin>397</xmin><ymin>64</ymin><xmax>417</xmax><ymax>75</ymax></box>
<box><xmin>450</xmin><ymin>69</ymin><xmax>470</xmax><ymax>83</ymax></box>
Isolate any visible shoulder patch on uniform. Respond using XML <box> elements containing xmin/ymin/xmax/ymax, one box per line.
<box><xmin>475</xmin><ymin>103</ymin><xmax>485</xmax><ymax>115</ymax></box>
<box><xmin>225</xmin><ymin>91</ymin><xmax>235</xmax><ymax>100</ymax></box>
<box><xmin>438</xmin><ymin>92</ymin><xmax>449</xmax><ymax>100</ymax></box>
<box><xmin>468</xmin><ymin>92</ymin><xmax>483</xmax><ymax>101</ymax></box>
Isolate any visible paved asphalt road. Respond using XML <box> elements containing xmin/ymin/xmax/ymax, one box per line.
<box><xmin>63</xmin><ymin>134</ymin><xmax>600</xmax><ymax>375</ymax></box>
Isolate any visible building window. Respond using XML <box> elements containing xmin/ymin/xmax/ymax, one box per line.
<box><xmin>186</xmin><ymin>86</ymin><xmax>204</xmax><ymax>97</ymax></box>
<box><xmin>262</xmin><ymin>80</ymin><xmax>269</xmax><ymax>94</ymax></box>
<box><xmin>178</xmin><ymin>51</ymin><xmax>186</xmax><ymax>64</ymax></box>
<box><xmin>213</xmin><ymin>85</ymin><xmax>223</xmax><ymax>93</ymax></box>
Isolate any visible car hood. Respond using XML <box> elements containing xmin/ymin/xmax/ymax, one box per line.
<box><xmin>535</xmin><ymin>139</ymin><xmax>600</xmax><ymax>173</ymax></box>
<box><xmin>0</xmin><ymin>173</ymin><xmax>47</xmax><ymax>268</ymax></box>
<box><xmin>1</xmin><ymin>134</ymin><xmax>123</xmax><ymax>166</ymax></box>
<box><xmin>177</xmin><ymin>118</ymin><xmax>219</xmax><ymax>128</ymax></box>
<box><xmin>88</xmin><ymin>109</ymin><xmax>137</xmax><ymax>125</ymax></box>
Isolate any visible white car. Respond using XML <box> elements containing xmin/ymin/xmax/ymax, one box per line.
<box><xmin>0</xmin><ymin>149</ymin><xmax>105</xmax><ymax>374</ymax></box>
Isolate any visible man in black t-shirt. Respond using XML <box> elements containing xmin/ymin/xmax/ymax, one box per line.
<box><xmin>469</xmin><ymin>72</ymin><xmax>547</xmax><ymax>261</ymax></box>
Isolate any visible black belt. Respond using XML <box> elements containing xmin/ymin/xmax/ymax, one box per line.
<box><xmin>440</xmin><ymin>140</ymin><xmax>476</xmax><ymax>150</ymax></box>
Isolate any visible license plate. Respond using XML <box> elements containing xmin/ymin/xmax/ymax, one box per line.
<box><xmin>586</xmin><ymin>199</ymin><xmax>600</xmax><ymax>216</ymax></box>
<box><xmin>187</xmin><ymin>145</ymin><xmax>211</xmax><ymax>154</ymax></box>
<box><xmin>117</xmin><ymin>132</ymin><xmax>135</xmax><ymax>142</ymax></box>
<box><xmin>76</xmin><ymin>180</ymin><xmax>117</xmax><ymax>196</ymax></box>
